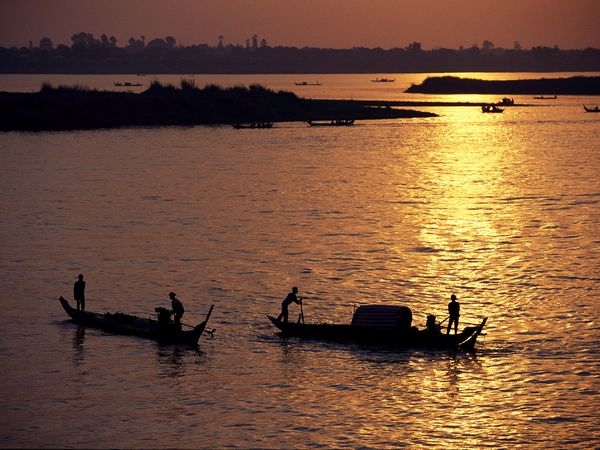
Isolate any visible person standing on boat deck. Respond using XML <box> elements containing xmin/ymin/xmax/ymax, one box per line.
<box><xmin>169</xmin><ymin>292</ymin><xmax>184</xmax><ymax>328</ymax></box>
<box><xmin>447</xmin><ymin>294</ymin><xmax>460</xmax><ymax>334</ymax></box>
<box><xmin>277</xmin><ymin>287</ymin><xmax>301</xmax><ymax>323</ymax></box>
<box><xmin>73</xmin><ymin>274</ymin><xmax>85</xmax><ymax>312</ymax></box>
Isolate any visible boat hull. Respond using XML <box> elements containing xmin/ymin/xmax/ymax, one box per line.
<box><xmin>268</xmin><ymin>316</ymin><xmax>487</xmax><ymax>351</ymax></box>
<box><xmin>59</xmin><ymin>296</ymin><xmax>212</xmax><ymax>346</ymax></box>
<box><xmin>482</xmin><ymin>105</ymin><xmax>504</xmax><ymax>113</ymax></box>
<box><xmin>232</xmin><ymin>122</ymin><xmax>273</xmax><ymax>129</ymax></box>
<box><xmin>308</xmin><ymin>119</ymin><xmax>355</xmax><ymax>127</ymax></box>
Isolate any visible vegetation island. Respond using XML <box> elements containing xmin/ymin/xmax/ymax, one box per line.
<box><xmin>406</xmin><ymin>75</ymin><xmax>600</xmax><ymax>95</ymax></box>
<box><xmin>1</xmin><ymin>32</ymin><xmax>599</xmax><ymax>74</ymax></box>
<box><xmin>0</xmin><ymin>81</ymin><xmax>437</xmax><ymax>131</ymax></box>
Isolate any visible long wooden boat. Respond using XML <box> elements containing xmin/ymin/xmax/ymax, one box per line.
<box><xmin>59</xmin><ymin>296</ymin><xmax>214</xmax><ymax>346</ymax></box>
<box><xmin>371</xmin><ymin>78</ymin><xmax>395</xmax><ymax>83</ymax></box>
<box><xmin>308</xmin><ymin>119</ymin><xmax>355</xmax><ymax>127</ymax></box>
<box><xmin>268</xmin><ymin>304</ymin><xmax>487</xmax><ymax>351</ymax></box>
<box><xmin>497</xmin><ymin>97</ymin><xmax>514</xmax><ymax>105</ymax></box>
<box><xmin>583</xmin><ymin>105</ymin><xmax>600</xmax><ymax>113</ymax></box>
<box><xmin>533</xmin><ymin>95</ymin><xmax>557</xmax><ymax>99</ymax></box>
<box><xmin>232</xmin><ymin>122</ymin><xmax>273</xmax><ymax>129</ymax></box>
<box><xmin>482</xmin><ymin>104</ymin><xmax>504</xmax><ymax>113</ymax></box>
<box><xmin>114</xmin><ymin>82</ymin><xmax>143</xmax><ymax>87</ymax></box>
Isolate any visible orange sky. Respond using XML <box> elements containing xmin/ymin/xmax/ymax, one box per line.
<box><xmin>1</xmin><ymin>0</ymin><xmax>599</xmax><ymax>49</ymax></box>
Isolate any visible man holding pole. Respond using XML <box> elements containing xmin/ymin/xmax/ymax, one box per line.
<box><xmin>277</xmin><ymin>287</ymin><xmax>301</xmax><ymax>323</ymax></box>
<box><xmin>169</xmin><ymin>292</ymin><xmax>185</xmax><ymax>329</ymax></box>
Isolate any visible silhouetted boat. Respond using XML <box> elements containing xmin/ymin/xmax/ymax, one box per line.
<box><xmin>533</xmin><ymin>95</ymin><xmax>557</xmax><ymax>99</ymax></box>
<box><xmin>295</xmin><ymin>81</ymin><xmax>321</xmax><ymax>86</ymax></box>
<box><xmin>114</xmin><ymin>82</ymin><xmax>143</xmax><ymax>87</ymax></box>
<box><xmin>497</xmin><ymin>97</ymin><xmax>514</xmax><ymax>105</ymax></box>
<box><xmin>583</xmin><ymin>105</ymin><xmax>600</xmax><ymax>112</ymax></box>
<box><xmin>482</xmin><ymin>104</ymin><xmax>504</xmax><ymax>113</ymax></box>
<box><xmin>371</xmin><ymin>78</ymin><xmax>396</xmax><ymax>83</ymax></box>
<box><xmin>58</xmin><ymin>296</ymin><xmax>214</xmax><ymax>346</ymax></box>
<box><xmin>308</xmin><ymin>119</ymin><xmax>355</xmax><ymax>126</ymax></box>
<box><xmin>268</xmin><ymin>304</ymin><xmax>487</xmax><ymax>351</ymax></box>
<box><xmin>232</xmin><ymin>122</ymin><xmax>274</xmax><ymax>129</ymax></box>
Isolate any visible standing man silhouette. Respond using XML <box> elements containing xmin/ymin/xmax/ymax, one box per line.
<box><xmin>169</xmin><ymin>292</ymin><xmax>185</xmax><ymax>329</ymax></box>
<box><xmin>277</xmin><ymin>287</ymin><xmax>301</xmax><ymax>323</ymax></box>
<box><xmin>74</xmin><ymin>274</ymin><xmax>86</xmax><ymax>312</ymax></box>
<box><xmin>447</xmin><ymin>294</ymin><xmax>460</xmax><ymax>334</ymax></box>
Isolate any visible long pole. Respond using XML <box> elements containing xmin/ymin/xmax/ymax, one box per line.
<box><xmin>298</xmin><ymin>300</ymin><xmax>304</xmax><ymax>324</ymax></box>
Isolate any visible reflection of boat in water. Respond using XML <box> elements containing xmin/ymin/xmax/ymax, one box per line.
<box><xmin>268</xmin><ymin>304</ymin><xmax>487</xmax><ymax>351</ymax></box>
<box><xmin>533</xmin><ymin>95</ymin><xmax>557</xmax><ymax>99</ymax></box>
<box><xmin>371</xmin><ymin>78</ymin><xmax>395</xmax><ymax>83</ymax></box>
<box><xmin>497</xmin><ymin>97</ymin><xmax>514</xmax><ymax>105</ymax></box>
<box><xmin>232</xmin><ymin>122</ymin><xmax>274</xmax><ymax>129</ymax></box>
<box><xmin>295</xmin><ymin>81</ymin><xmax>321</xmax><ymax>86</ymax></box>
<box><xmin>308</xmin><ymin>119</ymin><xmax>355</xmax><ymax>126</ymax></box>
<box><xmin>114</xmin><ymin>82</ymin><xmax>143</xmax><ymax>87</ymax></box>
<box><xmin>583</xmin><ymin>105</ymin><xmax>600</xmax><ymax>112</ymax></box>
<box><xmin>482</xmin><ymin>104</ymin><xmax>504</xmax><ymax>113</ymax></box>
<box><xmin>58</xmin><ymin>296</ymin><xmax>214</xmax><ymax>346</ymax></box>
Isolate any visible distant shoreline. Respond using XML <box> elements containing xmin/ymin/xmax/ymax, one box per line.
<box><xmin>406</xmin><ymin>75</ymin><xmax>600</xmax><ymax>95</ymax></box>
<box><xmin>0</xmin><ymin>81</ymin><xmax>438</xmax><ymax>131</ymax></box>
<box><xmin>2</xmin><ymin>38</ymin><xmax>599</xmax><ymax>74</ymax></box>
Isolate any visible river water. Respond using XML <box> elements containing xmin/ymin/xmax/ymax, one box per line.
<box><xmin>0</xmin><ymin>73</ymin><xmax>599</xmax><ymax>448</ymax></box>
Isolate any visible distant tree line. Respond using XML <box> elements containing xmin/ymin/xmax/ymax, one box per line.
<box><xmin>406</xmin><ymin>75</ymin><xmax>600</xmax><ymax>95</ymax></box>
<box><xmin>1</xmin><ymin>32</ymin><xmax>599</xmax><ymax>74</ymax></box>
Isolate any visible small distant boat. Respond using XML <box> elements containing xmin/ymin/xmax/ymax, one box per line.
<box><xmin>58</xmin><ymin>296</ymin><xmax>214</xmax><ymax>346</ymax></box>
<box><xmin>268</xmin><ymin>304</ymin><xmax>487</xmax><ymax>351</ymax></box>
<box><xmin>308</xmin><ymin>119</ymin><xmax>355</xmax><ymax>127</ymax></box>
<box><xmin>232</xmin><ymin>122</ymin><xmax>274</xmax><ymax>129</ymax></box>
<box><xmin>371</xmin><ymin>78</ymin><xmax>396</xmax><ymax>83</ymax></box>
<box><xmin>583</xmin><ymin>105</ymin><xmax>600</xmax><ymax>113</ymax></box>
<box><xmin>482</xmin><ymin>104</ymin><xmax>504</xmax><ymax>113</ymax></box>
<box><xmin>533</xmin><ymin>95</ymin><xmax>557</xmax><ymax>99</ymax></box>
<box><xmin>114</xmin><ymin>82</ymin><xmax>143</xmax><ymax>87</ymax></box>
<box><xmin>497</xmin><ymin>97</ymin><xmax>514</xmax><ymax>106</ymax></box>
<box><xmin>295</xmin><ymin>81</ymin><xmax>321</xmax><ymax>86</ymax></box>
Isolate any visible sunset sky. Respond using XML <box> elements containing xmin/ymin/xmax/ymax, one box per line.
<box><xmin>1</xmin><ymin>0</ymin><xmax>599</xmax><ymax>50</ymax></box>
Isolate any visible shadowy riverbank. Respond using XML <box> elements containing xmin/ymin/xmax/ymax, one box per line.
<box><xmin>406</xmin><ymin>75</ymin><xmax>600</xmax><ymax>95</ymax></box>
<box><xmin>0</xmin><ymin>80</ymin><xmax>437</xmax><ymax>131</ymax></box>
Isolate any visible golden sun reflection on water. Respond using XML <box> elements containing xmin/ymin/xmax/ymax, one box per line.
<box><xmin>423</xmin><ymin>108</ymin><xmax>511</xmax><ymax>234</ymax></box>
<box><xmin>409</xmin><ymin>107</ymin><xmax>522</xmax><ymax>297</ymax></box>
<box><xmin>342</xmin><ymin>105</ymin><xmax>600</xmax><ymax>446</ymax></box>
<box><xmin>345</xmin><ymin>353</ymin><xmax>506</xmax><ymax>447</ymax></box>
